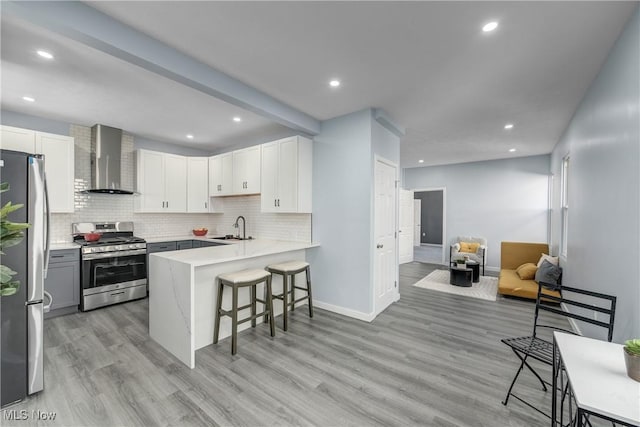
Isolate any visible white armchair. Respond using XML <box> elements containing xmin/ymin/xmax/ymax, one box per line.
<box><xmin>450</xmin><ymin>236</ymin><xmax>487</xmax><ymax>275</ymax></box>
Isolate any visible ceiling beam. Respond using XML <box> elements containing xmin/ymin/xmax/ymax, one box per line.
<box><xmin>373</xmin><ymin>109</ymin><xmax>405</xmax><ymax>138</ymax></box>
<box><xmin>3</xmin><ymin>1</ymin><xmax>321</xmax><ymax>135</ymax></box>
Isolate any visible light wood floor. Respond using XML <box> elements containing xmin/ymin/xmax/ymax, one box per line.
<box><xmin>6</xmin><ymin>262</ymin><xmax>571</xmax><ymax>426</ymax></box>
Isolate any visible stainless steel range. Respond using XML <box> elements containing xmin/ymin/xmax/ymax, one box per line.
<box><xmin>73</xmin><ymin>222</ymin><xmax>147</xmax><ymax>311</ymax></box>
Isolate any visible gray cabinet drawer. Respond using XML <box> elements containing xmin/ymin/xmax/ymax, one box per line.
<box><xmin>44</xmin><ymin>254</ymin><xmax>80</xmax><ymax>319</ymax></box>
<box><xmin>176</xmin><ymin>240</ymin><xmax>193</xmax><ymax>250</ymax></box>
<box><xmin>191</xmin><ymin>240</ymin><xmax>202</xmax><ymax>248</ymax></box>
<box><xmin>147</xmin><ymin>241</ymin><xmax>178</xmax><ymax>253</ymax></box>
<box><xmin>49</xmin><ymin>249</ymin><xmax>79</xmax><ymax>263</ymax></box>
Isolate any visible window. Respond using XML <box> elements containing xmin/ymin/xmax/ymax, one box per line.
<box><xmin>560</xmin><ymin>156</ymin><xmax>570</xmax><ymax>257</ymax></box>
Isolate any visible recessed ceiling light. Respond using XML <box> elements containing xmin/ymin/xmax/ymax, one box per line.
<box><xmin>509</xmin><ymin>148</ymin><xmax>517</xmax><ymax>152</ymax></box>
<box><xmin>186</xmin><ymin>134</ymin><xmax>194</xmax><ymax>139</ymax></box>
<box><xmin>22</xmin><ymin>96</ymin><xmax>35</xmax><ymax>102</ymax></box>
<box><xmin>233</xmin><ymin>117</ymin><xmax>242</xmax><ymax>123</ymax></box>
<box><xmin>482</xmin><ymin>21</ymin><xmax>499</xmax><ymax>32</ymax></box>
<box><xmin>329</xmin><ymin>79</ymin><xmax>341</xmax><ymax>88</ymax></box>
<box><xmin>37</xmin><ymin>50</ymin><xmax>54</xmax><ymax>59</ymax></box>
<box><xmin>418</xmin><ymin>159</ymin><xmax>424</xmax><ymax>163</ymax></box>
<box><xmin>504</xmin><ymin>123</ymin><xmax>514</xmax><ymax>130</ymax></box>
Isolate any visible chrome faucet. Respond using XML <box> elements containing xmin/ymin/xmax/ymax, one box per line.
<box><xmin>233</xmin><ymin>215</ymin><xmax>246</xmax><ymax>240</ymax></box>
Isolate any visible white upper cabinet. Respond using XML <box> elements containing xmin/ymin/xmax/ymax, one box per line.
<box><xmin>135</xmin><ymin>149</ymin><xmax>187</xmax><ymax>213</ymax></box>
<box><xmin>164</xmin><ymin>154</ymin><xmax>187</xmax><ymax>213</ymax></box>
<box><xmin>232</xmin><ymin>145</ymin><xmax>261</xmax><ymax>194</ymax></box>
<box><xmin>261</xmin><ymin>136</ymin><xmax>312</xmax><ymax>213</ymax></box>
<box><xmin>208</xmin><ymin>152</ymin><xmax>233</xmax><ymax>197</ymax></box>
<box><xmin>1</xmin><ymin>126</ymin><xmax>75</xmax><ymax>213</ymax></box>
<box><xmin>36</xmin><ymin>132</ymin><xmax>75</xmax><ymax>213</ymax></box>
<box><xmin>187</xmin><ymin>157</ymin><xmax>209</xmax><ymax>213</ymax></box>
<box><xmin>1</xmin><ymin>125</ymin><xmax>37</xmax><ymax>153</ymax></box>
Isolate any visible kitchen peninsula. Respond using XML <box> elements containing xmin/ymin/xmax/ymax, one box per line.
<box><xmin>148</xmin><ymin>239</ymin><xmax>319</xmax><ymax>368</ymax></box>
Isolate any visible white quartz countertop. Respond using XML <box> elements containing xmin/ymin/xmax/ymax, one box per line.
<box><xmin>150</xmin><ymin>239</ymin><xmax>319</xmax><ymax>267</ymax></box>
<box><xmin>50</xmin><ymin>242</ymin><xmax>80</xmax><ymax>250</ymax></box>
<box><xmin>143</xmin><ymin>235</ymin><xmax>239</xmax><ymax>244</ymax></box>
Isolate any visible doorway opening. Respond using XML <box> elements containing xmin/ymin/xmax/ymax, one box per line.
<box><xmin>413</xmin><ymin>188</ymin><xmax>446</xmax><ymax>265</ymax></box>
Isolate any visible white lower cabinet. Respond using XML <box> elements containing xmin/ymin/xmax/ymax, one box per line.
<box><xmin>261</xmin><ymin>136</ymin><xmax>312</xmax><ymax>213</ymax></box>
<box><xmin>135</xmin><ymin>149</ymin><xmax>187</xmax><ymax>213</ymax></box>
<box><xmin>0</xmin><ymin>126</ymin><xmax>75</xmax><ymax>213</ymax></box>
<box><xmin>187</xmin><ymin>157</ymin><xmax>209</xmax><ymax>213</ymax></box>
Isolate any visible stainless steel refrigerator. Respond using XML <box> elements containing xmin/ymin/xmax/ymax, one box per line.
<box><xmin>1</xmin><ymin>149</ymin><xmax>50</xmax><ymax>407</ymax></box>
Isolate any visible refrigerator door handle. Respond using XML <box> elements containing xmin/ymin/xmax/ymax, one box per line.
<box><xmin>27</xmin><ymin>302</ymin><xmax>44</xmax><ymax>394</ymax></box>
<box><xmin>43</xmin><ymin>290</ymin><xmax>53</xmax><ymax>313</ymax></box>
<box><xmin>27</xmin><ymin>156</ymin><xmax>45</xmax><ymax>303</ymax></box>
<box><xmin>43</xmin><ymin>172</ymin><xmax>51</xmax><ymax>278</ymax></box>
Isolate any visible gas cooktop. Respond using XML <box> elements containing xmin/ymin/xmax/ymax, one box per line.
<box><xmin>76</xmin><ymin>236</ymin><xmax>146</xmax><ymax>246</ymax></box>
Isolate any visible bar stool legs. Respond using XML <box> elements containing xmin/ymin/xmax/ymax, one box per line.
<box><xmin>267</xmin><ymin>261</ymin><xmax>313</xmax><ymax>331</ymax></box>
<box><xmin>213</xmin><ymin>269</ymin><xmax>275</xmax><ymax>355</ymax></box>
<box><xmin>305</xmin><ymin>266</ymin><xmax>314</xmax><ymax>318</ymax></box>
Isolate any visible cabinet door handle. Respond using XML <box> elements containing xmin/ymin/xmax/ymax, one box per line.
<box><xmin>277</xmin><ymin>199</ymin><xmax>280</xmax><ymax>207</ymax></box>
<box><xmin>377</xmin><ymin>244</ymin><xmax>383</xmax><ymax>249</ymax></box>
<box><xmin>217</xmin><ymin>184</ymin><xmax>221</xmax><ymax>191</ymax></box>
<box><xmin>205</xmin><ymin>202</ymin><xmax>208</xmax><ymax>209</ymax></box>
<box><xmin>274</xmin><ymin>199</ymin><xmax>277</xmax><ymax>207</ymax></box>
<box><xmin>162</xmin><ymin>201</ymin><xmax>165</xmax><ymax>208</ymax></box>
<box><xmin>166</xmin><ymin>201</ymin><xmax>169</xmax><ymax>208</ymax></box>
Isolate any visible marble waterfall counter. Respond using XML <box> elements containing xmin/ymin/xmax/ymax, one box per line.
<box><xmin>148</xmin><ymin>239</ymin><xmax>319</xmax><ymax>368</ymax></box>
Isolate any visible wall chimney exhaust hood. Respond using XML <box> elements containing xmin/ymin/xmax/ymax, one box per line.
<box><xmin>82</xmin><ymin>124</ymin><xmax>133</xmax><ymax>194</ymax></box>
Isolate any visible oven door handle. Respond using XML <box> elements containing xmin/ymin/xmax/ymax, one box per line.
<box><xmin>82</xmin><ymin>249</ymin><xmax>147</xmax><ymax>260</ymax></box>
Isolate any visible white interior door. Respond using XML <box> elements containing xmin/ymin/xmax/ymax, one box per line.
<box><xmin>414</xmin><ymin>200</ymin><xmax>421</xmax><ymax>246</ymax></box>
<box><xmin>374</xmin><ymin>157</ymin><xmax>398</xmax><ymax>316</ymax></box>
<box><xmin>399</xmin><ymin>189</ymin><xmax>414</xmax><ymax>264</ymax></box>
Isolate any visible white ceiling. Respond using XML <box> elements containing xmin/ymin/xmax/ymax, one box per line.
<box><xmin>0</xmin><ymin>16</ymin><xmax>292</xmax><ymax>153</ymax></box>
<box><xmin>2</xmin><ymin>2</ymin><xmax>637</xmax><ymax>166</ymax></box>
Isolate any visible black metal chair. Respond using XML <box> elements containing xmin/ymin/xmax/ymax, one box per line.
<box><xmin>501</xmin><ymin>282</ymin><xmax>616</xmax><ymax>420</ymax></box>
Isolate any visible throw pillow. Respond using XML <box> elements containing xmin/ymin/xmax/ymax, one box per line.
<box><xmin>535</xmin><ymin>260</ymin><xmax>562</xmax><ymax>288</ymax></box>
<box><xmin>516</xmin><ymin>263</ymin><xmax>538</xmax><ymax>280</ymax></box>
<box><xmin>459</xmin><ymin>242</ymin><xmax>480</xmax><ymax>253</ymax></box>
<box><xmin>537</xmin><ymin>253</ymin><xmax>559</xmax><ymax>268</ymax></box>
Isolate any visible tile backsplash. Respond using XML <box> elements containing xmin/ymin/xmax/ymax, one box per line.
<box><xmin>50</xmin><ymin>124</ymin><xmax>311</xmax><ymax>243</ymax></box>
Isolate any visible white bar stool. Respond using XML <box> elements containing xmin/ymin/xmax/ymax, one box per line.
<box><xmin>213</xmin><ymin>268</ymin><xmax>275</xmax><ymax>355</ymax></box>
<box><xmin>266</xmin><ymin>261</ymin><xmax>313</xmax><ymax>331</ymax></box>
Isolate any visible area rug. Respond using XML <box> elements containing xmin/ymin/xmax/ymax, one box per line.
<box><xmin>412</xmin><ymin>269</ymin><xmax>498</xmax><ymax>301</ymax></box>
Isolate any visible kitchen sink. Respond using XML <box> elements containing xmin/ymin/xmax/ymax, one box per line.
<box><xmin>209</xmin><ymin>236</ymin><xmax>253</xmax><ymax>241</ymax></box>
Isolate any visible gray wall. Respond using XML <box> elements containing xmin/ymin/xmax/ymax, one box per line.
<box><xmin>309</xmin><ymin>109</ymin><xmax>400</xmax><ymax>317</ymax></box>
<box><xmin>404</xmin><ymin>155</ymin><xmax>551</xmax><ymax>269</ymax></box>
<box><xmin>1</xmin><ymin>110</ymin><xmax>71</xmax><ymax>136</ymax></box>
<box><xmin>550</xmin><ymin>8</ymin><xmax>639</xmax><ymax>343</ymax></box>
<box><xmin>309</xmin><ymin>109</ymin><xmax>374</xmax><ymax>315</ymax></box>
<box><xmin>415</xmin><ymin>190</ymin><xmax>443</xmax><ymax>245</ymax></box>
<box><xmin>1</xmin><ymin>110</ymin><xmax>211</xmax><ymax>156</ymax></box>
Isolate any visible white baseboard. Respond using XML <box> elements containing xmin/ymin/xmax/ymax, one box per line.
<box><xmin>561</xmin><ymin>302</ymin><xmax>582</xmax><ymax>335</ymax></box>
<box><xmin>485</xmin><ymin>266</ymin><xmax>500</xmax><ymax>273</ymax></box>
<box><xmin>313</xmin><ymin>300</ymin><xmax>376</xmax><ymax>323</ymax></box>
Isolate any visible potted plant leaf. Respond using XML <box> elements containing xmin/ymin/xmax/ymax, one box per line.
<box><xmin>1</xmin><ymin>182</ymin><xmax>30</xmax><ymax>296</ymax></box>
<box><xmin>454</xmin><ymin>257</ymin><xmax>466</xmax><ymax>269</ymax></box>
<box><xmin>624</xmin><ymin>339</ymin><xmax>640</xmax><ymax>382</ymax></box>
